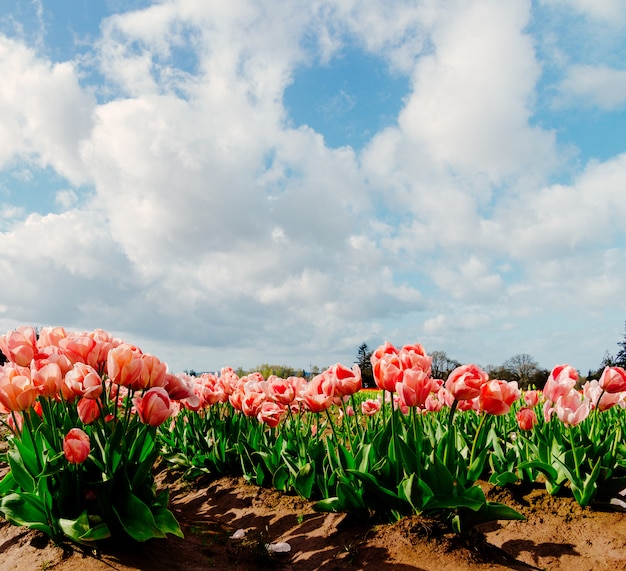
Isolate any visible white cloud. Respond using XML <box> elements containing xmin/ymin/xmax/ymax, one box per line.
<box><xmin>541</xmin><ymin>0</ymin><xmax>626</xmax><ymax>25</ymax></box>
<box><xmin>558</xmin><ymin>64</ymin><xmax>626</xmax><ymax>110</ymax></box>
<box><xmin>0</xmin><ymin>35</ymin><xmax>94</xmax><ymax>183</ymax></box>
<box><xmin>397</xmin><ymin>0</ymin><xmax>557</xmax><ymax>184</ymax></box>
<box><xmin>0</xmin><ymin>0</ymin><xmax>624</xmax><ymax>374</ymax></box>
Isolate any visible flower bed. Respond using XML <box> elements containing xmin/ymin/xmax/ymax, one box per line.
<box><xmin>1</xmin><ymin>326</ymin><xmax>625</xmax><ymax>555</ymax></box>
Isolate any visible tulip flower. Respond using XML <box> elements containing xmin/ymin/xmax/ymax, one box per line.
<box><xmin>479</xmin><ymin>379</ymin><xmax>521</xmax><ymax>415</ymax></box>
<box><xmin>396</xmin><ymin>368</ymin><xmax>436</xmax><ymax>409</ymax></box>
<box><xmin>77</xmin><ymin>397</ymin><xmax>101</xmax><ymax>424</ymax></box>
<box><xmin>0</xmin><ymin>326</ymin><xmax>38</xmax><ymax>367</ymax></box>
<box><xmin>328</xmin><ymin>363</ymin><xmax>362</xmax><ymax>397</ymax></box>
<box><xmin>516</xmin><ymin>407</ymin><xmax>538</xmax><ymax>431</ymax></box>
<box><xmin>107</xmin><ymin>344</ymin><xmax>143</xmax><ymax>388</ymax></box>
<box><xmin>257</xmin><ymin>401</ymin><xmax>285</xmax><ymax>428</ymax></box>
<box><xmin>399</xmin><ymin>343</ymin><xmax>432</xmax><ymax>375</ymax></box>
<box><xmin>300</xmin><ymin>373</ymin><xmax>334</xmax><ymax>413</ymax></box>
<box><xmin>554</xmin><ymin>390</ymin><xmax>590</xmax><ymax>427</ymax></box>
<box><xmin>0</xmin><ymin>369</ymin><xmax>39</xmax><ymax>411</ymax></box>
<box><xmin>543</xmin><ymin>364</ymin><xmax>578</xmax><ymax>403</ymax></box>
<box><xmin>371</xmin><ymin>342</ymin><xmax>403</xmax><ymax>392</ymax></box>
<box><xmin>133</xmin><ymin>387</ymin><xmax>172</xmax><ymax>427</ymax></box>
<box><xmin>445</xmin><ymin>364</ymin><xmax>489</xmax><ymax>401</ymax></box>
<box><xmin>361</xmin><ymin>398</ymin><xmax>381</xmax><ymax>416</ymax></box>
<box><xmin>63</xmin><ymin>428</ymin><xmax>91</xmax><ymax>464</ymax></box>
<box><xmin>598</xmin><ymin>366</ymin><xmax>626</xmax><ymax>394</ymax></box>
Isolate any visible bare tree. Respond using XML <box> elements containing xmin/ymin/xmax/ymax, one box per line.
<box><xmin>502</xmin><ymin>353</ymin><xmax>538</xmax><ymax>389</ymax></box>
<box><xmin>430</xmin><ymin>350</ymin><xmax>460</xmax><ymax>380</ymax></box>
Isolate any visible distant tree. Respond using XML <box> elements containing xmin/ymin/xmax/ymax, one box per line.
<box><xmin>502</xmin><ymin>353</ymin><xmax>539</xmax><ymax>390</ymax></box>
<box><xmin>587</xmin><ymin>351</ymin><xmax>614</xmax><ymax>381</ymax></box>
<box><xmin>430</xmin><ymin>350</ymin><xmax>460</xmax><ymax>380</ymax></box>
<box><xmin>615</xmin><ymin>321</ymin><xmax>626</xmax><ymax>369</ymax></box>
<box><xmin>356</xmin><ymin>343</ymin><xmax>375</xmax><ymax>388</ymax></box>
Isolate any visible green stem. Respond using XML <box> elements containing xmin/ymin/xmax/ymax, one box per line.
<box><xmin>469</xmin><ymin>413</ymin><xmax>489</xmax><ymax>469</ymax></box>
<box><xmin>443</xmin><ymin>399</ymin><xmax>459</xmax><ymax>471</ymax></box>
<box><xmin>568</xmin><ymin>426</ymin><xmax>582</xmax><ymax>483</ymax></box>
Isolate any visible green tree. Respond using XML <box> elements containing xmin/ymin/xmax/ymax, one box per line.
<box><xmin>615</xmin><ymin>321</ymin><xmax>626</xmax><ymax>368</ymax></box>
<box><xmin>356</xmin><ymin>343</ymin><xmax>375</xmax><ymax>388</ymax></box>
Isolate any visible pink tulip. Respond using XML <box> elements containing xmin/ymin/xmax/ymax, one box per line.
<box><xmin>361</xmin><ymin>398</ymin><xmax>381</xmax><ymax>416</ymax></box>
<box><xmin>554</xmin><ymin>390</ymin><xmax>590</xmax><ymax>427</ymax></box>
<box><xmin>396</xmin><ymin>368</ymin><xmax>436</xmax><ymax>408</ymax></box>
<box><xmin>399</xmin><ymin>343</ymin><xmax>432</xmax><ymax>375</ymax></box>
<box><xmin>107</xmin><ymin>344</ymin><xmax>143</xmax><ymax>388</ymax></box>
<box><xmin>599</xmin><ymin>366</ymin><xmax>626</xmax><ymax>394</ymax></box>
<box><xmin>241</xmin><ymin>390</ymin><xmax>266</xmax><ymax>417</ymax></box>
<box><xmin>328</xmin><ymin>363</ymin><xmax>362</xmax><ymax>397</ymax></box>
<box><xmin>583</xmin><ymin>379</ymin><xmax>621</xmax><ymax>412</ymax></box>
<box><xmin>300</xmin><ymin>374</ymin><xmax>334</xmax><ymax>413</ymax></box>
<box><xmin>257</xmin><ymin>401</ymin><xmax>285</xmax><ymax>428</ymax></box>
<box><xmin>424</xmin><ymin>393</ymin><xmax>444</xmax><ymax>412</ymax></box>
<box><xmin>479</xmin><ymin>379</ymin><xmax>521</xmax><ymax>415</ymax></box>
<box><xmin>133</xmin><ymin>387</ymin><xmax>172</xmax><ymax>427</ymax></box>
<box><xmin>63</xmin><ymin>428</ymin><xmax>91</xmax><ymax>464</ymax></box>
<box><xmin>59</xmin><ymin>335</ymin><xmax>99</xmax><ymax>368</ymax></box>
<box><xmin>445</xmin><ymin>364</ymin><xmax>489</xmax><ymax>401</ymax></box>
<box><xmin>77</xmin><ymin>397</ymin><xmax>101</xmax><ymax>424</ymax></box>
<box><xmin>37</xmin><ymin>326</ymin><xmax>68</xmax><ymax>348</ymax></box>
<box><xmin>523</xmin><ymin>389</ymin><xmax>540</xmax><ymax>407</ymax></box>
<box><xmin>371</xmin><ymin>342</ymin><xmax>403</xmax><ymax>392</ymax></box>
<box><xmin>0</xmin><ymin>367</ymin><xmax>39</xmax><ymax>411</ymax></box>
<box><xmin>64</xmin><ymin>363</ymin><xmax>103</xmax><ymax>400</ymax></box>
<box><xmin>543</xmin><ymin>364</ymin><xmax>578</xmax><ymax>403</ymax></box>
<box><xmin>516</xmin><ymin>407</ymin><xmax>538</xmax><ymax>431</ymax></box>
<box><xmin>267</xmin><ymin>375</ymin><xmax>297</xmax><ymax>406</ymax></box>
<box><xmin>30</xmin><ymin>361</ymin><xmax>63</xmax><ymax>398</ymax></box>
<box><xmin>0</xmin><ymin>327</ymin><xmax>38</xmax><ymax>367</ymax></box>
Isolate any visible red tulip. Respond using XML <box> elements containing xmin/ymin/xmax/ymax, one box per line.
<box><xmin>133</xmin><ymin>387</ymin><xmax>172</xmax><ymax>427</ymax></box>
<box><xmin>63</xmin><ymin>428</ymin><xmax>91</xmax><ymax>464</ymax></box>
<box><xmin>599</xmin><ymin>366</ymin><xmax>626</xmax><ymax>394</ymax></box>
<box><xmin>479</xmin><ymin>379</ymin><xmax>520</xmax><ymax>415</ymax></box>
<box><xmin>516</xmin><ymin>407</ymin><xmax>538</xmax><ymax>430</ymax></box>
<box><xmin>77</xmin><ymin>397</ymin><xmax>101</xmax><ymax>424</ymax></box>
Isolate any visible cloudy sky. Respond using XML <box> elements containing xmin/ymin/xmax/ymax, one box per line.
<box><xmin>0</xmin><ymin>0</ymin><xmax>625</xmax><ymax>375</ymax></box>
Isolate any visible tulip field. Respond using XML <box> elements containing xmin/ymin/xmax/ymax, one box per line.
<box><xmin>0</xmin><ymin>326</ymin><xmax>625</xmax><ymax>558</ymax></box>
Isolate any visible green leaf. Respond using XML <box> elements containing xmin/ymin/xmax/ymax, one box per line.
<box><xmin>0</xmin><ymin>492</ymin><xmax>52</xmax><ymax>537</ymax></box>
<box><xmin>0</xmin><ymin>469</ymin><xmax>17</xmax><ymax>495</ymax></box>
<box><xmin>489</xmin><ymin>471</ymin><xmax>519</xmax><ymax>486</ymax></box>
<box><xmin>153</xmin><ymin>506</ymin><xmax>184</xmax><ymax>538</ymax></box>
<box><xmin>60</xmin><ymin>511</ymin><xmax>104</xmax><ymax>544</ymax></box>
<box><xmin>337</xmin><ymin>481</ymin><xmax>366</xmax><ymax>511</ymax></box>
<box><xmin>313</xmin><ymin>497</ymin><xmax>342</xmax><ymax>513</ymax></box>
<box><xmin>113</xmin><ymin>493</ymin><xmax>166</xmax><ymax>542</ymax></box>
<box><xmin>295</xmin><ymin>463</ymin><xmax>316</xmax><ymax>499</ymax></box>
<box><xmin>272</xmin><ymin>465</ymin><xmax>290</xmax><ymax>492</ymax></box>
<box><xmin>517</xmin><ymin>460</ymin><xmax>559</xmax><ymax>484</ymax></box>
<box><xmin>398</xmin><ymin>473</ymin><xmax>433</xmax><ymax>513</ymax></box>
<box><xmin>7</xmin><ymin>446</ymin><xmax>36</xmax><ymax>493</ymax></box>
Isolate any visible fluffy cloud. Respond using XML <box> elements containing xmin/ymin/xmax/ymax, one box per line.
<box><xmin>559</xmin><ymin>64</ymin><xmax>626</xmax><ymax>110</ymax></box>
<box><xmin>0</xmin><ymin>0</ymin><xmax>624</xmax><ymax>373</ymax></box>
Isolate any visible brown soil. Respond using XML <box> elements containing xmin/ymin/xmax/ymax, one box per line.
<box><xmin>0</xmin><ymin>464</ymin><xmax>625</xmax><ymax>571</ymax></box>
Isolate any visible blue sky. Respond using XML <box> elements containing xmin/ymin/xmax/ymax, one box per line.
<box><xmin>0</xmin><ymin>0</ymin><xmax>625</xmax><ymax>375</ymax></box>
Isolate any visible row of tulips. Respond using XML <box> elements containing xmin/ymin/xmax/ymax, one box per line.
<box><xmin>1</xmin><ymin>327</ymin><xmax>625</xmax><ymax>542</ymax></box>
<box><xmin>160</xmin><ymin>342</ymin><xmax>625</xmax><ymax>531</ymax></box>
<box><xmin>0</xmin><ymin>326</ymin><xmax>190</xmax><ymax>544</ymax></box>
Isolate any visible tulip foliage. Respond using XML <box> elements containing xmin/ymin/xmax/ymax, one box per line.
<box><xmin>160</xmin><ymin>342</ymin><xmax>626</xmax><ymax>533</ymax></box>
<box><xmin>0</xmin><ymin>326</ymin><xmax>185</xmax><ymax>544</ymax></box>
<box><xmin>2</xmin><ymin>330</ymin><xmax>626</xmax><ymax>543</ymax></box>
